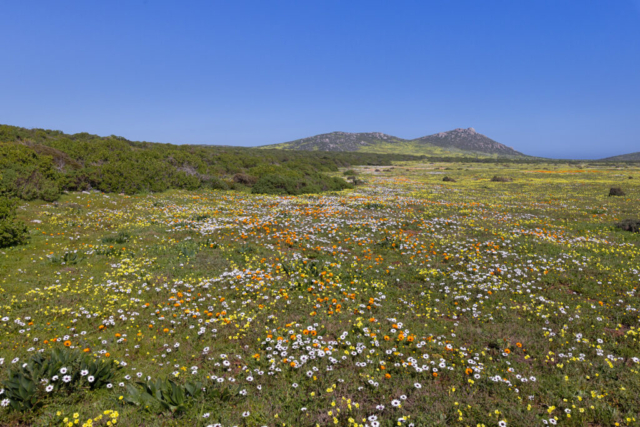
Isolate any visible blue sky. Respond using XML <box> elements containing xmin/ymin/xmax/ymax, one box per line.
<box><xmin>1</xmin><ymin>1</ymin><xmax>639</xmax><ymax>159</ymax></box>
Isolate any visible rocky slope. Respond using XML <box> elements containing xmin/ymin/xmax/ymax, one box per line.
<box><xmin>263</xmin><ymin>128</ymin><xmax>525</xmax><ymax>157</ymax></box>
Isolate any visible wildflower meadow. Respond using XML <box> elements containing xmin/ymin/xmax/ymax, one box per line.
<box><xmin>1</xmin><ymin>163</ymin><xmax>639</xmax><ymax>426</ymax></box>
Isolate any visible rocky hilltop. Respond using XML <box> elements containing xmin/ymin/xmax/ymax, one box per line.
<box><xmin>272</xmin><ymin>132</ymin><xmax>405</xmax><ymax>151</ymax></box>
<box><xmin>415</xmin><ymin>128</ymin><xmax>522</xmax><ymax>156</ymax></box>
<box><xmin>264</xmin><ymin>128</ymin><xmax>525</xmax><ymax>157</ymax></box>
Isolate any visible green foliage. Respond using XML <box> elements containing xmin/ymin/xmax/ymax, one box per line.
<box><xmin>361</xmin><ymin>202</ymin><xmax>384</xmax><ymax>209</ymax></box>
<box><xmin>1</xmin><ymin>348</ymin><xmax>120</xmax><ymax>411</ymax></box>
<box><xmin>252</xmin><ymin>173</ymin><xmax>352</xmax><ymax>195</ymax></box>
<box><xmin>0</xmin><ymin>124</ymin><xmax>413</xmax><ymax>201</ymax></box>
<box><xmin>0</xmin><ymin>143</ymin><xmax>62</xmax><ymax>201</ymax></box>
<box><xmin>124</xmin><ymin>378</ymin><xmax>239</xmax><ymax>414</ymax></box>
<box><xmin>0</xmin><ymin>196</ymin><xmax>28</xmax><ymax>248</ymax></box>
<box><xmin>101</xmin><ymin>231</ymin><xmax>131</xmax><ymax>244</ymax></box>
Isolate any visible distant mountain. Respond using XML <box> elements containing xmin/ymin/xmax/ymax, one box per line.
<box><xmin>602</xmin><ymin>151</ymin><xmax>640</xmax><ymax>161</ymax></box>
<box><xmin>269</xmin><ymin>132</ymin><xmax>405</xmax><ymax>152</ymax></box>
<box><xmin>414</xmin><ymin>128</ymin><xmax>523</xmax><ymax>156</ymax></box>
<box><xmin>262</xmin><ymin>128</ymin><xmax>526</xmax><ymax>157</ymax></box>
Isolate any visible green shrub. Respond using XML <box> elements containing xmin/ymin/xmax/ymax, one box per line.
<box><xmin>1</xmin><ymin>348</ymin><xmax>120</xmax><ymax>411</ymax></box>
<box><xmin>101</xmin><ymin>231</ymin><xmax>131</xmax><ymax>244</ymax></box>
<box><xmin>202</xmin><ymin>176</ymin><xmax>229</xmax><ymax>190</ymax></box>
<box><xmin>252</xmin><ymin>174</ymin><xmax>352</xmax><ymax>196</ymax></box>
<box><xmin>0</xmin><ymin>143</ymin><xmax>62</xmax><ymax>201</ymax></box>
<box><xmin>0</xmin><ymin>196</ymin><xmax>28</xmax><ymax>248</ymax></box>
<box><xmin>0</xmin><ymin>124</ymin><xmax>414</xmax><ymax>201</ymax></box>
<box><xmin>124</xmin><ymin>378</ymin><xmax>240</xmax><ymax>414</ymax></box>
<box><xmin>252</xmin><ymin>174</ymin><xmax>306</xmax><ymax>195</ymax></box>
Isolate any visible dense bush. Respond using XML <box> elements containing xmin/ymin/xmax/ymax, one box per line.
<box><xmin>0</xmin><ymin>124</ymin><xmax>413</xmax><ymax>200</ymax></box>
<box><xmin>0</xmin><ymin>143</ymin><xmax>62</xmax><ymax>201</ymax></box>
<box><xmin>0</xmin><ymin>196</ymin><xmax>28</xmax><ymax>248</ymax></box>
<box><xmin>252</xmin><ymin>173</ymin><xmax>352</xmax><ymax>195</ymax></box>
<box><xmin>609</xmin><ymin>187</ymin><xmax>625</xmax><ymax>197</ymax></box>
<box><xmin>616</xmin><ymin>219</ymin><xmax>640</xmax><ymax>233</ymax></box>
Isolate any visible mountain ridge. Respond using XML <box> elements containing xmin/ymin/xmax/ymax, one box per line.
<box><xmin>602</xmin><ymin>151</ymin><xmax>640</xmax><ymax>161</ymax></box>
<box><xmin>262</xmin><ymin>128</ymin><xmax>526</xmax><ymax>157</ymax></box>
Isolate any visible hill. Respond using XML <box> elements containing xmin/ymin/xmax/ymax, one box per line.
<box><xmin>267</xmin><ymin>131</ymin><xmax>405</xmax><ymax>151</ymax></box>
<box><xmin>262</xmin><ymin>128</ymin><xmax>526</xmax><ymax>157</ymax></box>
<box><xmin>602</xmin><ymin>151</ymin><xmax>640</xmax><ymax>161</ymax></box>
<box><xmin>414</xmin><ymin>127</ymin><xmax>523</xmax><ymax>156</ymax></box>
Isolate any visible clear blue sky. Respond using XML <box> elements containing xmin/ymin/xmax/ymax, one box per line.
<box><xmin>1</xmin><ymin>1</ymin><xmax>639</xmax><ymax>159</ymax></box>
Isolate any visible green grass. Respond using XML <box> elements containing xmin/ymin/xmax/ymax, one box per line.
<box><xmin>1</xmin><ymin>163</ymin><xmax>639</xmax><ymax>426</ymax></box>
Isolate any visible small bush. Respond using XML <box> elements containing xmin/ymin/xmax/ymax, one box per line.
<box><xmin>203</xmin><ymin>176</ymin><xmax>229</xmax><ymax>190</ymax></box>
<box><xmin>615</xmin><ymin>219</ymin><xmax>640</xmax><ymax>233</ymax></box>
<box><xmin>343</xmin><ymin>169</ymin><xmax>358</xmax><ymax>176</ymax></box>
<box><xmin>252</xmin><ymin>174</ymin><xmax>308</xmax><ymax>195</ymax></box>
<box><xmin>0</xmin><ymin>196</ymin><xmax>28</xmax><ymax>248</ymax></box>
<box><xmin>101</xmin><ymin>231</ymin><xmax>131</xmax><ymax>244</ymax></box>
<box><xmin>362</xmin><ymin>202</ymin><xmax>384</xmax><ymax>209</ymax></box>
<box><xmin>124</xmin><ymin>378</ymin><xmax>240</xmax><ymax>414</ymax></box>
<box><xmin>346</xmin><ymin>175</ymin><xmax>365</xmax><ymax>186</ymax></box>
<box><xmin>443</xmin><ymin>176</ymin><xmax>456</xmax><ymax>182</ymax></box>
<box><xmin>491</xmin><ymin>176</ymin><xmax>513</xmax><ymax>182</ymax></box>
<box><xmin>233</xmin><ymin>173</ymin><xmax>258</xmax><ymax>185</ymax></box>
<box><xmin>252</xmin><ymin>174</ymin><xmax>351</xmax><ymax>196</ymax></box>
<box><xmin>1</xmin><ymin>348</ymin><xmax>120</xmax><ymax>411</ymax></box>
<box><xmin>609</xmin><ymin>187</ymin><xmax>625</xmax><ymax>197</ymax></box>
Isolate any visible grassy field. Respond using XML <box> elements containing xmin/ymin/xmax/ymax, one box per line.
<box><xmin>1</xmin><ymin>162</ymin><xmax>640</xmax><ymax>426</ymax></box>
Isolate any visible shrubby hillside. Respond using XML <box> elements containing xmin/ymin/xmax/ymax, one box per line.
<box><xmin>0</xmin><ymin>124</ymin><xmax>420</xmax><ymax>201</ymax></box>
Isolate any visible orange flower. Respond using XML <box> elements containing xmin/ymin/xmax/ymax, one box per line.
<box><xmin>63</xmin><ymin>340</ymin><xmax>71</xmax><ymax>347</ymax></box>
<box><xmin>516</xmin><ymin>342</ymin><xmax>522</xmax><ymax>348</ymax></box>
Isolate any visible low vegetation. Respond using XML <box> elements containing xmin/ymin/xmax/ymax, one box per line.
<box><xmin>0</xmin><ymin>124</ymin><xmax>425</xmax><ymax>201</ymax></box>
<box><xmin>1</xmin><ymin>162</ymin><xmax>639</xmax><ymax>426</ymax></box>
